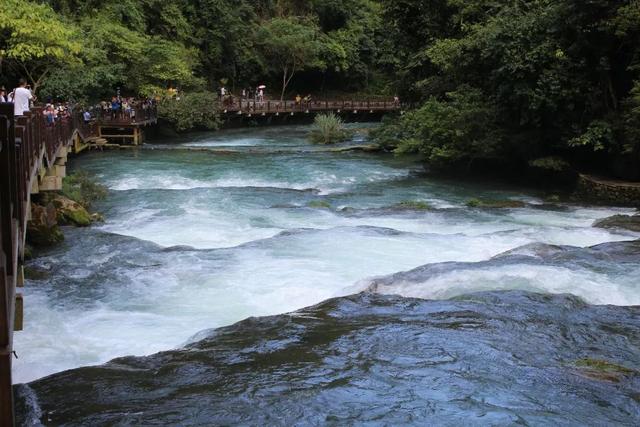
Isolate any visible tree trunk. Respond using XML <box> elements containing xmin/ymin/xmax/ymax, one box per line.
<box><xmin>281</xmin><ymin>66</ymin><xmax>288</xmax><ymax>101</ymax></box>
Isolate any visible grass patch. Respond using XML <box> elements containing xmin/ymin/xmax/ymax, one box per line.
<box><xmin>62</xmin><ymin>171</ymin><xmax>108</xmax><ymax>209</ymax></box>
<box><xmin>309</xmin><ymin>113</ymin><xmax>352</xmax><ymax>144</ymax></box>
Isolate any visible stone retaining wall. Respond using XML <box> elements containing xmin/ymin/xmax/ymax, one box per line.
<box><xmin>576</xmin><ymin>174</ymin><xmax>640</xmax><ymax>207</ymax></box>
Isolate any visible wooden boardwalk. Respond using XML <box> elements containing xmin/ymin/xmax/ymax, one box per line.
<box><xmin>221</xmin><ymin>99</ymin><xmax>403</xmax><ymax>115</ymax></box>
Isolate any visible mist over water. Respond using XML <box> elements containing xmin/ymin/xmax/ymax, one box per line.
<box><xmin>14</xmin><ymin>125</ymin><xmax>639</xmax><ymax>388</ymax></box>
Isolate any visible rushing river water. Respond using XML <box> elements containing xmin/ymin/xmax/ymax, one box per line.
<box><xmin>14</xmin><ymin>125</ymin><xmax>640</xmax><ymax>425</ymax></box>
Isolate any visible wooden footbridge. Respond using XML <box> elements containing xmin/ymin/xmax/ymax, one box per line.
<box><xmin>0</xmin><ymin>103</ymin><xmax>155</xmax><ymax>425</ymax></box>
<box><xmin>221</xmin><ymin>98</ymin><xmax>404</xmax><ymax>119</ymax></box>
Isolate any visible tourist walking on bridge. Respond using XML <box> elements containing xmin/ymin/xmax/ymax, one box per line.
<box><xmin>12</xmin><ymin>79</ymin><xmax>34</xmax><ymax>116</ymax></box>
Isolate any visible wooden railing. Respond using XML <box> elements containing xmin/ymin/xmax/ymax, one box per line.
<box><xmin>91</xmin><ymin>105</ymin><xmax>158</xmax><ymax>126</ymax></box>
<box><xmin>0</xmin><ymin>103</ymin><xmax>86</xmax><ymax>425</ymax></box>
<box><xmin>0</xmin><ymin>100</ymin><xmax>160</xmax><ymax>424</ymax></box>
<box><xmin>0</xmin><ymin>102</ymin><xmax>157</xmax><ymax>426</ymax></box>
<box><xmin>222</xmin><ymin>99</ymin><xmax>404</xmax><ymax>114</ymax></box>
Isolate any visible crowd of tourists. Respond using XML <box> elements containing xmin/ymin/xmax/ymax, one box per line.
<box><xmin>0</xmin><ymin>78</ymin><xmax>156</xmax><ymax>125</ymax></box>
<box><xmin>96</xmin><ymin>97</ymin><xmax>156</xmax><ymax>121</ymax></box>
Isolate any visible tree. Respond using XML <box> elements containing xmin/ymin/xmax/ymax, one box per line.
<box><xmin>0</xmin><ymin>0</ymin><xmax>81</xmax><ymax>93</ymax></box>
<box><xmin>257</xmin><ymin>17</ymin><xmax>326</xmax><ymax>100</ymax></box>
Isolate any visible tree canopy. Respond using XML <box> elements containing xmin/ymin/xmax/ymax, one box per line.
<box><xmin>0</xmin><ymin>0</ymin><xmax>639</xmax><ymax>177</ymax></box>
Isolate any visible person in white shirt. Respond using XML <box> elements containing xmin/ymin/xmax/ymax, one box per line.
<box><xmin>0</xmin><ymin>87</ymin><xmax>6</xmax><ymax>103</ymax></box>
<box><xmin>13</xmin><ymin>79</ymin><xmax>34</xmax><ymax>116</ymax></box>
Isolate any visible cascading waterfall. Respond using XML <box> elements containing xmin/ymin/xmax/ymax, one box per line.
<box><xmin>14</xmin><ymin>125</ymin><xmax>640</xmax><ymax>425</ymax></box>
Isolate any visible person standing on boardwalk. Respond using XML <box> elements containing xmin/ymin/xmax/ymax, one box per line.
<box><xmin>13</xmin><ymin>78</ymin><xmax>34</xmax><ymax>116</ymax></box>
<box><xmin>111</xmin><ymin>96</ymin><xmax>121</xmax><ymax>119</ymax></box>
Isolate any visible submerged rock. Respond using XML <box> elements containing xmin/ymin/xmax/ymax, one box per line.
<box><xmin>23</xmin><ymin>266</ymin><xmax>51</xmax><ymax>281</ymax></box>
<box><xmin>16</xmin><ymin>290</ymin><xmax>640</xmax><ymax>426</ymax></box>
<box><xmin>307</xmin><ymin>200</ymin><xmax>332</xmax><ymax>209</ymax></box>
<box><xmin>392</xmin><ymin>200</ymin><xmax>432</xmax><ymax>210</ymax></box>
<box><xmin>466</xmin><ymin>198</ymin><xmax>527</xmax><ymax>208</ymax></box>
<box><xmin>594</xmin><ymin>214</ymin><xmax>640</xmax><ymax>232</ymax></box>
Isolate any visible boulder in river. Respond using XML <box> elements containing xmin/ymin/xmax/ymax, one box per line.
<box><xmin>51</xmin><ymin>195</ymin><xmax>92</xmax><ymax>227</ymax></box>
<box><xmin>26</xmin><ymin>203</ymin><xmax>64</xmax><ymax>247</ymax></box>
<box><xmin>466</xmin><ymin>198</ymin><xmax>527</xmax><ymax>208</ymax></box>
<box><xmin>593</xmin><ymin>214</ymin><xmax>640</xmax><ymax>232</ymax></box>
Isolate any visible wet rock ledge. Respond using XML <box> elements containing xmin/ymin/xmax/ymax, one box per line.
<box><xmin>16</xmin><ymin>290</ymin><xmax>640</xmax><ymax>426</ymax></box>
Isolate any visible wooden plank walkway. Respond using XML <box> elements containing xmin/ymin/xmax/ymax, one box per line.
<box><xmin>220</xmin><ymin>99</ymin><xmax>403</xmax><ymax>115</ymax></box>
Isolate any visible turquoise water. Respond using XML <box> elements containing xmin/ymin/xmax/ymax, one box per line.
<box><xmin>14</xmin><ymin>125</ymin><xmax>639</xmax><ymax>384</ymax></box>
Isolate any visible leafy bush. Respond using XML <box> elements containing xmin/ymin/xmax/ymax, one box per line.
<box><xmin>528</xmin><ymin>156</ymin><xmax>571</xmax><ymax>172</ymax></box>
<box><xmin>309</xmin><ymin>113</ymin><xmax>352</xmax><ymax>144</ymax></box>
<box><xmin>62</xmin><ymin>171</ymin><xmax>107</xmax><ymax>209</ymax></box>
<box><xmin>371</xmin><ymin>87</ymin><xmax>503</xmax><ymax>167</ymax></box>
<box><xmin>158</xmin><ymin>91</ymin><xmax>222</xmax><ymax>132</ymax></box>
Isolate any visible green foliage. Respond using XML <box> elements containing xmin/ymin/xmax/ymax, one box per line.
<box><xmin>373</xmin><ymin>87</ymin><xmax>501</xmax><ymax>167</ymax></box>
<box><xmin>158</xmin><ymin>91</ymin><xmax>222</xmax><ymax>132</ymax></box>
<box><xmin>257</xmin><ymin>16</ymin><xmax>326</xmax><ymax>100</ymax></box>
<box><xmin>375</xmin><ymin>0</ymin><xmax>640</xmax><ymax>172</ymax></box>
<box><xmin>528</xmin><ymin>157</ymin><xmax>571</xmax><ymax>172</ymax></box>
<box><xmin>568</xmin><ymin>121</ymin><xmax>614</xmax><ymax>152</ymax></box>
<box><xmin>0</xmin><ymin>0</ymin><xmax>81</xmax><ymax>92</ymax></box>
<box><xmin>309</xmin><ymin>113</ymin><xmax>352</xmax><ymax>144</ymax></box>
<box><xmin>62</xmin><ymin>171</ymin><xmax>108</xmax><ymax>209</ymax></box>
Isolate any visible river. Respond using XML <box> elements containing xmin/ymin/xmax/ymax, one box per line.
<box><xmin>14</xmin><ymin>125</ymin><xmax>640</xmax><ymax>425</ymax></box>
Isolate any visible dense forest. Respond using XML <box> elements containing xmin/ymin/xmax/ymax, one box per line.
<box><xmin>1</xmin><ymin>0</ymin><xmax>639</xmax><ymax>179</ymax></box>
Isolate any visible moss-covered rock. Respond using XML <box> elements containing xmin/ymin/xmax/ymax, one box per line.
<box><xmin>23</xmin><ymin>245</ymin><xmax>33</xmax><ymax>261</ymax></box>
<box><xmin>27</xmin><ymin>203</ymin><xmax>64</xmax><ymax>247</ymax></box>
<box><xmin>392</xmin><ymin>200</ymin><xmax>432</xmax><ymax>210</ymax></box>
<box><xmin>307</xmin><ymin>200</ymin><xmax>332</xmax><ymax>209</ymax></box>
<box><xmin>52</xmin><ymin>196</ymin><xmax>92</xmax><ymax>227</ymax></box>
<box><xmin>574</xmin><ymin>358</ymin><xmax>638</xmax><ymax>383</ymax></box>
<box><xmin>24</xmin><ymin>266</ymin><xmax>51</xmax><ymax>281</ymax></box>
<box><xmin>593</xmin><ymin>214</ymin><xmax>640</xmax><ymax>232</ymax></box>
<box><xmin>466</xmin><ymin>198</ymin><xmax>527</xmax><ymax>208</ymax></box>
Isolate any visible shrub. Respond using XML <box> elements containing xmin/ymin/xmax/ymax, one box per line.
<box><xmin>528</xmin><ymin>156</ymin><xmax>571</xmax><ymax>172</ymax></box>
<box><xmin>371</xmin><ymin>87</ymin><xmax>503</xmax><ymax>167</ymax></box>
<box><xmin>62</xmin><ymin>171</ymin><xmax>107</xmax><ymax>209</ymax></box>
<box><xmin>309</xmin><ymin>113</ymin><xmax>352</xmax><ymax>144</ymax></box>
<box><xmin>158</xmin><ymin>91</ymin><xmax>222</xmax><ymax>132</ymax></box>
